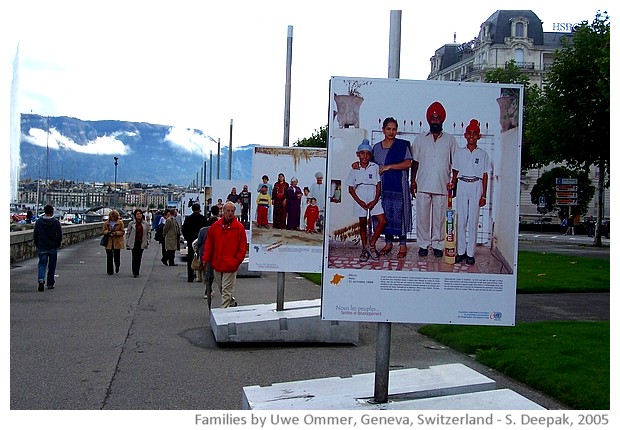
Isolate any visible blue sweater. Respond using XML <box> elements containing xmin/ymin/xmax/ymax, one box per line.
<box><xmin>33</xmin><ymin>215</ymin><xmax>63</xmax><ymax>250</ymax></box>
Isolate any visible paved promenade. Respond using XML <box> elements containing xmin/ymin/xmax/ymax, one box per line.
<box><xmin>10</xmin><ymin>235</ymin><xmax>608</xmax><ymax>411</ymax></box>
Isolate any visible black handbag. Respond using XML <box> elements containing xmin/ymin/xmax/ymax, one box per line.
<box><xmin>100</xmin><ymin>234</ymin><xmax>109</xmax><ymax>246</ymax></box>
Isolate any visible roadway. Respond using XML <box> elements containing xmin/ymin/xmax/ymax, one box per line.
<box><xmin>518</xmin><ymin>232</ymin><xmax>610</xmax><ymax>259</ymax></box>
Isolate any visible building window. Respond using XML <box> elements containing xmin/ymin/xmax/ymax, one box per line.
<box><xmin>510</xmin><ymin>17</ymin><xmax>529</xmax><ymax>39</ymax></box>
<box><xmin>515</xmin><ymin>22</ymin><xmax>524</xmax><ymax>37</ymax></box>
<box><xmin>515</xmin><ymin>48</ymin><xmax>524</xmax><ymax>64</ymax></box>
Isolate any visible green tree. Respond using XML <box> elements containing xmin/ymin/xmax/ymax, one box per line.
<box><xmin>528</xmin><ymin>12</ymin><xmax>609</xmax><ymax>245</ymax></box>
<box><xmin>530</xmin><ymin>167</ymin><xmax>595</xmax><ymax>217</ymax></box>
<box><xmin>484</xmin><ymin>60</ymin><xmax>540</xmax><ymax>170</ymax></box>
<box><xmin>293</xmin><ymin>125</ymin><xmax>328</xmax><ymax>148</ymax></box>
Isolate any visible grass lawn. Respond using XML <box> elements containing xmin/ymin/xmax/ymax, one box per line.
<box><xmin>517</xmin><ymin>251</ymin><xmax>609</xmax><ymax>293</ymax></box>
<box><xmin>299</xmin><ymin>251</ymin><xmax>610</xmax><ymax>409</ymax></box>
<box><xmin>418</xmin><ymin>321</ymin><xmax>610</xmax><ymax>410</ymax></box>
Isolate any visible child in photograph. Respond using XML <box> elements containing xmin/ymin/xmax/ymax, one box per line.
<box><xmin>448</xmin><ymin>119</ymin><xmax>491</xmax><ymax>266</ymax></box>
<box><xmin>304</xmin><ymin>197</ymin><xmax>320</xmax><ymax>233</ymax></box>
<box><xmin>300</xmin><ymin>186</ymin><xmax>310</xmax><ymax>227</ymax></box>
<box><xmin>346</xmin><ymin>140</ymin><xmax>387</xmax><ymax>261</ymax></box>
<box><xmin>256</xmin><ymin>185</ymin><xmax>271</xmax><ymax>228</ymax></box>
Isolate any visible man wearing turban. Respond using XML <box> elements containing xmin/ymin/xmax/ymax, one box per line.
<box><xmin>448</xmin><ymin>119</ymin><xmax>491</xmax><ymax>265</ymax></box>
<box><xmin>411</xmin><ymin>101</ymin><xmax>458</xmax><ymax>258</ymax></box>
<box><xmin>309</xmin><ymin>172</ymin><xmax>326</xmax><ymax>233</ymax></box>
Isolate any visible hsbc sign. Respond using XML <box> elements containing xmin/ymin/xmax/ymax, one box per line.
<box><xmin>552</xmin><ymin>22</ymin><xmax>578</xmax><ymax>32</ymax></box>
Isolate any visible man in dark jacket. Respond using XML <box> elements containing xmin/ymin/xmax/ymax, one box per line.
<box><xmin>238</xmin><ymin>184</ymin><xmax>252</xmax><ymax>228</ymax></box>
<box><xmin>33</xmin><ymin>205</ymin><xmax>63</xmax><ymax>291</ymax></box>
<box><xmin>181</xmin><ymin>203</ymin><xmax>209</xmax><ymax>282</ymax></box>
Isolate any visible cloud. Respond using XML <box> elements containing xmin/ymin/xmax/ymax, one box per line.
<box><xmin>163</xmin><ymin>126</ymin><xmax>219</xmax><ymax>157</ymax></box>
<box><xmin>22</xmin><ymin>127</ymin><xmax>132</xmax><ymax>155</ymax></box>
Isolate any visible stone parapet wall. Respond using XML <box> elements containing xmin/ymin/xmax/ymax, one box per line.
<box><xmin>10</xmin><ymin>222</ymin><xmax>105</xmax><ymax>263</ymax></box>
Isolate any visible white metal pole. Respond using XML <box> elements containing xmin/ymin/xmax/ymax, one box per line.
<box><xmin>228</xmin><ymin>119</ymin><xmax>233</xmax><ymax>180</ymax></box>
<box><xmin>277</xmin><ymin>25</ymin><xmax>294</xmax><ymax>311</ymax></box>
<box><xmin>373</xmin><ymin>9</ymin><xmax>401</xmax><ymax>405</ymax></box>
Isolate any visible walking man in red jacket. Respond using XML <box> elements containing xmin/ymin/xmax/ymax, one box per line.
<box><xmin>202</xmin><ymin>201</ymin><xmax>247</xmax><ymax>308</ymax></box>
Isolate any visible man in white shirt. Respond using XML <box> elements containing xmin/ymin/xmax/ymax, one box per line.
<box><xmin>411</xmin><ymin>101</ymin><xmax>457</xmax><ymax>258</ymax></box>
<box><xmin>309</xmin><ymin>171</ymin><xmax>326</xmax><ymax>233</ymax></box>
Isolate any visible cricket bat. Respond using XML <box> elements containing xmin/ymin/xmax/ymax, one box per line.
<box><xmin>444</xmin><ymin>189</ymin><xmax>457</xmax><ymax>264</ymax></box>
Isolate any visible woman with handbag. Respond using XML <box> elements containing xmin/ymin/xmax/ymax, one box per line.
<box><xmin>102</xmin><ymin>210</ymin><xmax>125</xmax><ymax>275</ymax></box>
<box><xmin>125</xmin><ymin>209</ymin><xmax>151</xmax><ymax>277</ymax></box>
<box><xmin>191</xmin><ymin>239</ymin><xmax>203</xmax><ymax>282</ymax></box>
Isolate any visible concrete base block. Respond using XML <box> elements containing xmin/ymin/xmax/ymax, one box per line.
<box><xmin>210</xmin><ymin>299</ymin><xmax>359</xmax><ymax>344</ymax></box>
<box><xmin>242</xmin><ymin>363</ymin><xmax>545</xmax><ymax>410</ymax></box>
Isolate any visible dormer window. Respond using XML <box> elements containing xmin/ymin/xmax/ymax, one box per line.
<box><xmin>515</xmin><ymin>22</ymin><xmax>524</xmax><ymax>37</ymax></box>
<box><xmin>510</xmin><ymin>17</ymin><xmax>529</xmax><ymax>38</ymax></box>
<box><xmin>479</xmin><ymin>23</ymin><xmax>491</xmax><ymax>42</ymax></box>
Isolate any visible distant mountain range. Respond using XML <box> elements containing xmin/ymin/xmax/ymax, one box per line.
<box><xmin>19</xmin><ymin>114</ymin><xmax>255</xmax><ymax>185</ymax></box>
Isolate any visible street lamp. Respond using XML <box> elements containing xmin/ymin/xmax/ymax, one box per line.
<box><xmin>113</xmin><ymin>157</ymin><xmax>119</xmax><ymax>208</ymax></box>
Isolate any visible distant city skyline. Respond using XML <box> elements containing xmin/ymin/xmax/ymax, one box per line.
<box><xmin>16</xmin><ymin>114</ymin><xmax>256</xmax><ymax>188</ymax></box>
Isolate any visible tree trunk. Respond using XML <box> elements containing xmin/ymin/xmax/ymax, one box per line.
<box><xmin>594</xmin><ymin>159</ymin><xmax>605</xmax><ymax>247</ymax></box>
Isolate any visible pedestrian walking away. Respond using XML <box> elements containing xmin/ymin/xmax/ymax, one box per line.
<box><xmin>182</xmin><ymin>203</ymin><xmax>209</xmax><ymax>282</ymax></box>
<box><xmin>33</xmin><ymin>204</ymin><xmax>63</xmax><ymax>291</ymax></box>
<box><xmin>163</xmin><ymin>209</ymin><xmax>180</xmax><ymax>266</ymax></box>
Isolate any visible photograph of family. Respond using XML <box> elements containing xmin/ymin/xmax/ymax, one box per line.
<box><xmin>325</xmin><ymin>78</ymin><xmax>522</xmax><ymax>276</ymax></box>
<box><xmin>248</xmin><ymin>147</ymin><xmax>326</xmax><ymax>273</ymax></box>
<box><xmin>321</xmin><ymin>77</ymin><xmax>523</xmax><ymax>325</ymax></box>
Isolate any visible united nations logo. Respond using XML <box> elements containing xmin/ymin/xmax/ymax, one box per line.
<box><xmin>489</xmin><ymin>312</ymin><xmax>502</xmax><ymax>321</ymax></box>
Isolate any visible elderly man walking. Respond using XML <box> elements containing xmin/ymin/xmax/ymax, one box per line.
<box><xmin>201</xmin><ymin>201</ymin><xmax>247</xmax><ymax>308</ymax></box>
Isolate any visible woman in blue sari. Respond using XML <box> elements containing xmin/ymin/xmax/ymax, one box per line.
<box><xmin>371</xmin><ymin>118</ymin><xmax>413</xmax><ymax>258</ymax></box>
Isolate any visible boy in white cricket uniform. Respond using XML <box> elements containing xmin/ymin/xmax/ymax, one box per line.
<box><xmin>449</xmin><ymin>119</ymin><xmax>491</xmax><ymax>265</ymax></box>
<box><xmin>346</xmin><ymin>140</ymin><xmax>387</xmax><ymax>261</ymax></box>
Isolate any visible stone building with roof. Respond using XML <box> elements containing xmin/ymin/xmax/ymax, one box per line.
<box><xmin>427</xmin><ymin>10</ymin><xmax>571</xmax><ymax>87</ymax></box>
<box><xmin>426</xmin><ymin>10</ymin><xmax>609</xmax><ymax>224</ymax></box>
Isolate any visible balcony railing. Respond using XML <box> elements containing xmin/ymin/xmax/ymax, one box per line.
<box><xmin>507</xmin><ymin>61</ymin><xmax>535</xmax><ymax>69</ymax></box>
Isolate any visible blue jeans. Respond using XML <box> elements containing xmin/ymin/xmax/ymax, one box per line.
<box><xmin>38</xmin><ymin>249</ymin><xmax>58</xmax><ymax>286</ymax></box>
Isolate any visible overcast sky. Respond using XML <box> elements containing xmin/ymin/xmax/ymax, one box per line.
<box><xmin>2</xmin><ymin>0</ymin><xmax>608</xmax><ymax>153</ymax></box>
